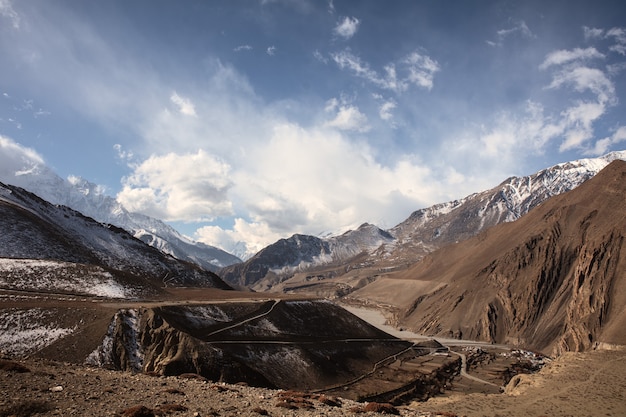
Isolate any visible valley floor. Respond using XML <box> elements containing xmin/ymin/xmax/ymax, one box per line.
<box><xmin>2</xmin><ymin>288</ymin><xmax>625</xmax><ymax>416</ymax></box>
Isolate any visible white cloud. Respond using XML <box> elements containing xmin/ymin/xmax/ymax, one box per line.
<box><xmin>0</xmin><ymin>0</ymin><xmax>20</xmax><ymax>29</ymax></box>
<box><xmin>334</xmin><ymin>16</ymin><xmax>360</xmax><ymax>39</ymax></box>
<box><xmin>331</xmin><ymin>49</ymin><xmax>378</xmax><ymax>81</ymax></box>
<box><xmin>324</xmin><ymin>100</ymin><xmax>370</xmax><ymax>132</ymax></box>
<box><xmin>537</xmin><ymin>38</ymin><xmax>620</xmax><ymax>153</ymax></box>
<box><xmin>583</xmin><ymin>26</ymin><xmax>604</xmax><ymax>40</ymax></box>
<box><xmin>488</xmin><ymin>20</ymin><xmax>535</xmax><ymax>46</ymax></box>
<box><xmin>170</xmin><ymin>92</ymin><xmax>197</xmax><ymax>117</ymax></box>
<box><xmin>116</xmin><ymin>150</ymin><xmax>234</xmax><ymax>222</ymax></box>
<box><xmin>547</xmin><ymin>66</ymin><xmax>615</xmax><ymax>105</ymax></box>
<box><xmin>497</xmin><ymin>20</ymin><xmax>535</xmax><ymax>40</ymax></box>
<box><xmin>606</xmin><ymin>27</ymin><xmax>626</xmax><ymax>55</ymax></box>
<box><xmin>586</xmin><ymin>126</ymin><xmax>626</xmax><ymax>155</ymax></box>
<box><xmin>0</xmin><ymin>135</ymin><xmax>45</xmax><ymax>181</ymax></box>
<box><xmin>234</xmin><ymin>44</ymin><xmax>253</xmax><ymax>52</ymax></box>
<box><xmin>378</xmin><ymin>99</ymin><xmax>396</xmax><ymax>121</ymax></box>
<box><xmin>266</xmin><ymin>45</ymin><xmax>277</xmax><ymax>56</ymax></box>
<box><xmin>539</xmin><ymin>47</ymin><xmax>605</xmax><ymax>70</ymax></box>
<box><xmin>331</xmin><ymin>49</ymin><xmax>439</xmax><ymax>93</ymax></box>
<box><xmin>402</xmin><ymin>51</ymin><xmax>440</xmax><ymax>90</ymax></box>
<box><xmin>205</xmin><ymin>122</ymin><xmax>443</xmax><ymax>255</ymax></box>
<box><xmin>559</xmin><ymin>101</ymin><xmax>606</xmax><ymax>151</ymax></box>
<box><xmin>583</xmin><ymin>26</ymin><xmax>626</xmax><ymax>56</ymax></box>
<box><xmin>113</xmin><ymin>143</ymin><xmax>134</xmax><ymax>162</ymax></box>
<box><xmin>313</xmin><ymin>49</ymin><xmax>328</xmax><ymax>63</ymax></box>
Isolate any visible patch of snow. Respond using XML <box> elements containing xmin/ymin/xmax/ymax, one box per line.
<box><xmin>179</xmin><ymin>305</ymin><xmax>233</xmax><ymax>328</ymax></box>
<box><xmin>0</xmin><ymin>258</ymin><xmax>135</xmax><ymax>298</ymax></box>
<box><xmin>0</xmin><ymin>308</ymin><xmax>75</xmax><ymax>356</ymax></box>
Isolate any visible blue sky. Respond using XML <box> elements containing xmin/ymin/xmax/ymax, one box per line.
<box><xmin>1</xmin><ymin>0</ymin><xmax>625</xmax><ymax>257</ymax></box>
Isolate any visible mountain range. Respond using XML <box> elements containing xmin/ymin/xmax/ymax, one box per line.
<box><xmin>219</xmin><ymin>151</ymin><xmax>626</xmax><ymax>293</ymax></box>
<box><xmin>0</xmin><ymin>181</ymin><xmax>231</xmax><ymax>297</ymax></box>
<box><xmin>0</xmin><ymin>165</ymin><xmax>241</xmax><ymax>271</ymax></box>
<box><xmin>350</xmin><ymin>159</ymin><xmax>626</xmax><ymax>357</ymax></box>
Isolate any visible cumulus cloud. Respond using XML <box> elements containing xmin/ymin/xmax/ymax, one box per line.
<box><xmin>324</xmin><ymin>98</ymin><xmax>370</xmax><ymax>132</ymax></box>
<box><xmin>170</xmin><ymin>92</ymin><xmax>197</xmax><ymax>117</ymax></box>
<box><xmin>334</xmin><ymin>16</ymin><xmax>360</xmax><ymax>39</ymax></box>
<box><xmin>331</xmin><ymin>49</ymin><xmax>439</xmax><ymax>93</ymax></box>
<box><xmin>117</xmin><ymin>150</ymin><xmax>234</xmax><ymax>222</ymax></box>
<box><xmin>266</xmin><ymin>45</ymin><xmax>277</xmax><ymax>56</ymax></box>
<box><xmin>199</xmin><ymin>122</ymin><xmax>443</xmax><ymax>255</ymax></box>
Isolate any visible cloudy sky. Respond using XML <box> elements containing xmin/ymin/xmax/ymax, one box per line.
<box><xmin>1</xmin><ymin>0</ymin><xmax>625</xmax><ymax>257</ymax></box>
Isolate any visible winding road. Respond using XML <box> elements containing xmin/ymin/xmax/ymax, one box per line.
<box><xmin>205</xmin><ymin>299</ymin><xmax>281</xmax><ymax>337</ymax></box>
<box><xmin>344</xmin><ymin>305</ymin><xmax>504</xmax><ymax>387</ymax></box>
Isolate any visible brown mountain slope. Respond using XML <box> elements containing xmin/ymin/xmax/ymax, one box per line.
<box><xmin>351</xmin><ymin>160</ymin><xmax>626</xmax><ymax>356</ymax></box>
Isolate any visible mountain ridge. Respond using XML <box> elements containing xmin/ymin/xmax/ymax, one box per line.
<box><xmin>0</xmin><ymin>166</ymin><xmax>240</xmax><ymax>271</ymax></box>
<box><xmin>220</xmin><ymin>150</ymin><xmax>626</xmax><ymax>293</ymax></box>
<box><xmin>0</xmin><ymin>182</ymin><xmax>232</xmax><ymax>297</ymax></box>
<box><xmin>352</xmin><ymin>160</ymin><xmax>626</xmax><ymax>356</ymax></box>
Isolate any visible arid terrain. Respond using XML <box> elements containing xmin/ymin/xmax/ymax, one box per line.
<box><xmin>2</xmin><ymin>330</ymin><xmax>625</xmax><ymax>417</ymax></box>
<box><xmin>1</xmin><ymin>161</ymin><xmax>625</xmax><ymax>416</ymax></box>
<box><xmin>0</xmin><ymin>287</ymin><xmax>576</xmax><ymax>417</ymax></box>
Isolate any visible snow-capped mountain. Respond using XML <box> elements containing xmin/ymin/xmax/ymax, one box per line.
<box><xmin>371</xmin><ymin>159</ymin><xmax>626</xmax><ymax>356</ymax></box>
<box><xmin>220</xmin><ymin>150</ymin><xmax>626</xmax><ymax>291</ymax></box>
<box><xmin>382</xmin><ymin>150</ymin><xmax>626</xmax><ymax>265</ymax></box>
<box><xmin>219</xmin><ymin>222</ymin><xmax>395</xmax><ymax>290</ymax></box>
<box><xmin>0</xmin><ymin>182</ymin><xmax>232</xmax><ymax>297</ymax></box>
<box><xmin>0</xmin><ymin>166</ymin><xmax>240</xmax><ymax>271</ymax></box>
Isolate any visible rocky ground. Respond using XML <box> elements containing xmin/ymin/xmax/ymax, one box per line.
<box><xmin>2</xmin><ymin>348</ymin><xmax>626</xmax><ymax>417</ymax></box>
<box><xmin>0</xmin><ymin>358</ymin><xmax>455</xmax><ymax>417</ymax></box>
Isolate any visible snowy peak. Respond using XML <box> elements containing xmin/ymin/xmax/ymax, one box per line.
<box><xmin>220</xmin><ymin>150</ymin><xmax>626</xmax><ymax>292</ymax></box>
<box><xmin>0</xmin><ymin>166</ymin><xmax>240</xmax><ymax>271</ymax></box>
<box><xmin>219</xmin><ymin>223</ymin><xmax>395</xmax><ymax>290</ymax></box>
<box><xmin>392</xmin><ymin>150</ymin><xmax>626</xmax><ymax>247</ymax></box>
<box><xmin>0</xmin><ymin>182</ymin><xmax>232</xmax><ymax>296</ymax></box>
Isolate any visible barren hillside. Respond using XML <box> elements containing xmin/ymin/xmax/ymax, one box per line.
<box><xmin>350</xmin><ymin>160</ymin><xmax>626</xmax><ymax>356</ymax></box>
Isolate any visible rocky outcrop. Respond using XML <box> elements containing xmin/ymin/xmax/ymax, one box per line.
<box><xmin>87</xmin><ymin>301</ymin><xmax>414</xmax><ymax>391</ymax></box>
